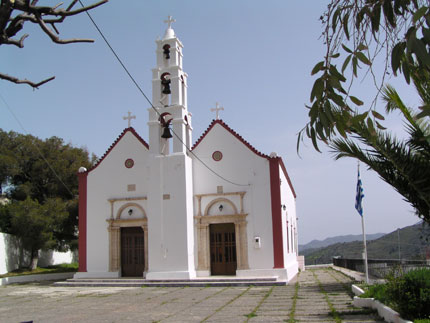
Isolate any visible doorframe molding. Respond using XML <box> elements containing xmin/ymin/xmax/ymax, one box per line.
<box><xmin>106</xmin><ymin>202</ymin><xmax>148</xmax><ymax>275</ymax></box>
<box><xmin>195</xmin><ymin>213</ymin><xmax>249</xmax><ymax>273</ymax></box>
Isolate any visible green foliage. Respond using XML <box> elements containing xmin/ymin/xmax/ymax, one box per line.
<box><xmin>301</xmin><ymin>1</ymin><xmax>430</xmax><ymax>224</ymax></box>
<box><xmin>9</xmin><ymin>197</ymin><xmax>68</xmax><ymax>253</ymax></box>
<box><xmin>0</xmin><ymin>263</ymin><xmax>78</xmax><ymax>278</ymax></box>
<box><xmin>360</xmin><ymin>283</ymin><xmax>391</xmax><ymax>305</ymax></box>
<box><xmin>386</xmin><ymin>268</ymin><xmax>430</xmax><ymax>320</ymax></box>
<box><xmin>0</xmin><ymin>203</ymin><xmax>12</xmax><ymax>233</ymax></box>
<box><xmin>0</xmin><ymin>129</ymin><xmax>95</xmax><ymax>267</ymax></box>
<box><xmin>360</xmin><ymin>269</ymin><xmax>430</xmax><ymax>320</ymax></box>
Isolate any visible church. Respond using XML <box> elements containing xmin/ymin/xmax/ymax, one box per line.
<box><xmin>74</xmin><ymin>18</ymin><xmax>300</xmax><ymax>282</ymax></box>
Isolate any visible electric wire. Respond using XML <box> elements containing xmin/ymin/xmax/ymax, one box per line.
<box><xmin>0</xmin><ymin>91</ymin><xmax>75</xmax><ymax>197</ymax></box>
<box><xmin>78</xmin><ymin>0</ymin><xmax>249</xmax><ymax>187</ymax></box>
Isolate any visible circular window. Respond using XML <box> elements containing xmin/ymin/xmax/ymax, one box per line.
<box><xmin>124</xmin><ymin>158</ymin><xmax>134</xmax><ymax>168</ymax></box>
<box><xmin>212</xmin><ymin>151</ymin><xmax>223</xmax><ymax>162</ymax></box>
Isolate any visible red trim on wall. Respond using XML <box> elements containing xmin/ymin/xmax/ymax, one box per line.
<box><xmin>192</xmin><ymin>119</ymin><xmax>270</xmax><ymax>158</ymax></box>
<box><xmin>78</xmin><ymin>172</ymin><xmax>88</xmax><ymax>272</ymax></box>
<box><xmin>269</xmin><ymin>157</ymin><xmax>284</xmax><ymax>269</ymax></box>
<box><xmin>279</xmin><ymin>158</ymin><xmax>297</xmax><ymax>198</ymax></box>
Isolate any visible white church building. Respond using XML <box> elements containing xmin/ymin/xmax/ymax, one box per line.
<box><xmin>75</xmin><ymin>18</ymin><xmax>300</xmax><ymax>282</ymax></box>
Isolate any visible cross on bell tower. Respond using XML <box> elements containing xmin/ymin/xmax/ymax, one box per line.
<box><xmin>211</xmin><ymin>102</ymin><xmax>224</xmax><ymax>120</ymax></box>
<box><xmin>164</xmin><ymin>15</ymin><xmax>176</xmax><ymax>29</ymax></box>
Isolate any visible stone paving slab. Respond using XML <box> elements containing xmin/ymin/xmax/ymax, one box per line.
<box><xmin>0</xmin><ymin>268</ymin><xmax>385</xmax><ymax>322</ymax></box>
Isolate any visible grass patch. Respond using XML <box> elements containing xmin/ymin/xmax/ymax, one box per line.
<box><xmin>201</xmin><ymin>286</ymin><xmax>252</xmax><ymax>322</ymax></box>
<box><xmin>0</xmin><ymin>263</ymin><xmax>78</xmax><ymax>278</ymax></box>
<box><xmin>244</xmin><ymin>286</ymin><xmax>274</xmax><ymax>322</ymax></box>
<box><xmin>311</xmin><ymin>270</ymin><xmax>342</xmax><ymax>323</ymax></box>
<box><xmin>287</xmin><ymin>275</ymin><xmax>300</xmax><ymax>323</ymax></box>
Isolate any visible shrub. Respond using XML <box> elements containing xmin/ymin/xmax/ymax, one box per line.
<box><xmin>360</xmin><ymin>283</ymin><xmax>391</xmax><ymax>306</ymax></box>
<box><xmin>386</xmin><ymin>268</ymin><xmax>430</xmax><ymax>320</ymax></box>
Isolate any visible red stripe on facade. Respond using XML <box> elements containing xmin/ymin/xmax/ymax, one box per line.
<box><xmin>269</xmin><ymin>157</ymin><xmax>284</xmax><ymax>269</ymax></box>
<box><xmin>78</xmin><ymin>172</ymin><xmax>88</xmax><ymax>272</ymax></box>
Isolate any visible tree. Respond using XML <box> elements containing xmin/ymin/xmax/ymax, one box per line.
<box><xmin>9</xmin><ymin>197</ymin><xmax>68</xmax><ymax>270</ymax></box>
<box><xmin>330</xmin><ymin>75</ymin><xmax>430</xmax><ymax>223</ymax></box>
<box><xmin>0</xmin><ymin>129</ymin><xmax>95</xmax><ymax>269</ymax></box>
<box><xmin>301</xmin><ymin>0</ymin><xmax>430</xmax><ymax>223</ymax></box>
<box><xmin>0</xmin><ymin>0</ymin><xmax>107</xmax><ymax>88</ymax></box>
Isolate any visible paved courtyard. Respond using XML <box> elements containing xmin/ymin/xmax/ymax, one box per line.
<box><xmin>0</xmin><ymin>268</ymin><xmax>382</xmax><ymax>322</ymax></box>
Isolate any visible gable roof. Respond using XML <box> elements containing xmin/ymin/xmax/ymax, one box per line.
<box><xmin>192</xmin><ymin>119</ymin><xmax>269</xmax><ymax>158</ymax></box>
<box><xmin>192</xmin><ymin>119</ymin><xmax>296</xmax><ymax>198</ymax></box>
<box><xmin>86</xmin><ymin>127</ymin><xmax>149</xmax><ymax>174</ymax></box>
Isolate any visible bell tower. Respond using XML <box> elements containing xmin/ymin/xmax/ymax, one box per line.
<box><xmin>148</xmin><ymin>15</ymin><xmax>192</xmax><ymax>155</ymax></box>
<box><xmin>146</xmin><ymin>17</ymin><xmax>196</xmax><ymax>279</ymax></box>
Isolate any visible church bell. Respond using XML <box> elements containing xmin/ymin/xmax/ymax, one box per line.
<box><xmin>161</xmin><ymin>125</ymin><xmax>173</xmax><ymax>139</ymax></box>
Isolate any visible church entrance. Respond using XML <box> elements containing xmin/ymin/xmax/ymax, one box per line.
<box><xmin>210</xmin><ymin>223</ymin><xmax>237</xmax><ymax>275</ymax></box>
<box><xmin>121</xmin><ymin>227</ymin><xmax>145</xmax><ymax>277</ymax></box>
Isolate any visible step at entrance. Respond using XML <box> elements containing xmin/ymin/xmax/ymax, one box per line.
<box><xmin>54</xmin><ymin>277</ymin><xmax>286</xmax><ymax>287</ymax></box>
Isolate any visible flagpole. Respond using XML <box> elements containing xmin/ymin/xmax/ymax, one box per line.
<box><xmin>361</xmin><ymin>207</ymin><xmax>369</xmax><ymax>284</ymax></box>
<box><xmin>358</xmin><ymin>162</ymin><xmax>369</xmax><ymax>284</ymax></box>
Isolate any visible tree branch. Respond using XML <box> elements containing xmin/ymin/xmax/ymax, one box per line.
<box><xmin>35</xmin><ymin>12</ymin><xmax>93</xmax><ymax>44</ymax></box>
<box><xmin>2</xmin><ymin>33</ymin><xmax>28</xmax><ymax>47</ymax></box>
<box><xmin>0</xmin><ymin>73</ymin><xmax>55</xmax><ymax>88</ymax></box>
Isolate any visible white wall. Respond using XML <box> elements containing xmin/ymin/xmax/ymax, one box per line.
<box><xmin>192</xmin><ymin>123</ymin><xmax>275</xmax><ymax>270</ymax></box>
<box><xmin>86</xmin><ymin>130</ymin><xmax>150</xmax><ymax>274</ymax></box>
<box><xmin>0</xmin><ymin>232</ymin><xmax>76</xmax><ymax>275</ymax></box>
<box><xmin>280</xmin><ymin>163</ymin><xmax>299</xmax><ymax>276</ymax></box>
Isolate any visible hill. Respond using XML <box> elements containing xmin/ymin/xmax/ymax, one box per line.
<box><xmin>301</xmin><ymin>222</ymin><xmax>430</xmax><ymax>266</ymax></box>
<box><xmin>299</xmin><ymin>233</ymin><xmax>385</xmax><ymax>251</ymax></box>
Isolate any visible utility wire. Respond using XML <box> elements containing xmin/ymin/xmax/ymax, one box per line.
<box><xmin>79</xmin><ymin>1</ymin><xmax>249</xmax><ymax>187</ymax></box>
<box><xmin>0</xmin><ymin>91</ymin><xmax>75</xmax><ymax>197</ymax></box>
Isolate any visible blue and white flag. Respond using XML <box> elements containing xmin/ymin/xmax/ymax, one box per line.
<box><xmin>355</xmin><ymin>169</ymin><xmax>364</xmax><ymax>216</ymax></box>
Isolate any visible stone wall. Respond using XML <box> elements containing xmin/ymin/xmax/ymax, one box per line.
<box><xmin>333</xmin><ymin>257</ymin><xmax>429</xmax><ymax>278</ymax></box>
<box><xmin>0</xmin><ymin>232</ymin><xmax>77</xmax><ymax>275</ymax></box>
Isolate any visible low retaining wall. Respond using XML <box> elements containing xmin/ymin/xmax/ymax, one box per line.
<box><xmin>0</xmin><ymin>232</ymin><xmax>77</xmax><ymax>275</ymax></box>
<box><xmin>333</xmin><ymin>257</ymin><xmax>429</xmax><ymax>278</ymax></box>
<box><xmin>0</xmin><ymin>272</ymin><xmax>75</xmax><ymax>286</ymax></box>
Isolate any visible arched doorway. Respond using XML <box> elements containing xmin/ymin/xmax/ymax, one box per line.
<box><xmin>107</xmin><ymin>200</ymin><xmax>148</xmax><ymax>277</ymax></box>
<box><xmin>195</xmin><ymin>192</ymin><xmax>249</xmax><ymax>276</ymax></box>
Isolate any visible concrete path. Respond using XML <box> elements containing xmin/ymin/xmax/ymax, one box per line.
<box><xmin>0</xmin><ymin>268</ymin><xmax>382</xmax><ymax>322</ymax></box>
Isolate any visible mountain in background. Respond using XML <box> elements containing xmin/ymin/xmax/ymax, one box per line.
<box><xmin>300</xmin><ymin>222</ymin><xmax>430</xmax><ymax>266</ymax></box>
<box><xmin>299</xmin><ymin>233</ymin><xmax>385</xmax><ymax>251</ymax></box>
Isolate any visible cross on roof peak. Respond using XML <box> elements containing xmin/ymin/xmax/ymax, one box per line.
<box><xmin>123</xmin><ymin>111</ymin><xmax>136</xmax><ymax>127</ymax></box>
<box><xmin>210</xmin><ymin>102</ymin><xmax>224</xmax><ymax>120</ymax></box>
<box><xmin>164</xmin><ymin>15</ymin><xmax>176</xmax><ymax>29</ymax></box>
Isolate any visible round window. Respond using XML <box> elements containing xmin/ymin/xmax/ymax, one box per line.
<box><xmin>124</xmin><ymin>158</ymin><xmax>134</xmax><ymax>168</ymax></box>
<box><xmin>212</xmin><ymin>151</ymin><xmax>223</xmax><ymax>162</ymax></box>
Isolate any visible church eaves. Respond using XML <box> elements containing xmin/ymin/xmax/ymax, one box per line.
<box><xmin>192</xmin><ymin>119</ymin><xmax>296</xmax><ymax>198</ymax></box>
<box><xmin>84</xmin><ymin>127</ymin><xmax>149</xmax><ymax>174</ymax></box>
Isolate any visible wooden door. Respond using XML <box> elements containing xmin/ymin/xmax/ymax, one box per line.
<box><xmin>121</xmin><ymin>227</ymin><xmax>145</xmax><ymax>277</ymax></box>
<box><xmin>210</xmin><ymin>223</ymin><xmax>237</xmax><ymax>275</ymax></box>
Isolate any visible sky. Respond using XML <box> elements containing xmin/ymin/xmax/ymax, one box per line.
<box><xmin>0</xmin><ymin>0</ymin><xmax>421</xmax><ymax>244</ymax></box>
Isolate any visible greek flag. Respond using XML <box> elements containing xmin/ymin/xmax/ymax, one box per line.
<box><xmin>355</xmin><ymin>169</ymin><xmax>364</xmax><ymax>216</ymax></box>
